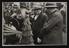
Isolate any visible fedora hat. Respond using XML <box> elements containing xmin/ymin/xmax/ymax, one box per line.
<box><xmin>56</xmin><ymin>3</ymin><xmax>64</xmax><ymax>8</ymax></box>
<box><xmin>33</xmin><ymin>5</ymin><xmax>42</xmax><ymax>10</ymax></box>
<box><xmin>20</xmin><ymin>2</ymin><xmax>27</xmax><ymax>8</ymax></box>
<box><xmin>45</xmin><ymin>2</ymin><xmax>58</xmax><ymax>8</ymax></box>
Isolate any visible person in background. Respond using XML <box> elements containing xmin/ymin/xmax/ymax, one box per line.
<box><xmin>4</xmin><ymin>4</ymin><xmax>13</xmax><ymax>25</ymax></box>
<box><xmin>60</xmin><ymin>3</ymin><xmax>66</xmax><ymax>33</ymax></box>
<box><xmin>11</xmin><ymin>4</ymin><xmax>20</xmax><ymax>17</ymax></box>
<box><xmin>3</xmin><ymin>14</ymin><xmax>20</xmax><ymax>44</ymax></box>
<box><xmin>56</xmin><ymin>3</ymin><xmax>66</xmax><ymax>31</ymax></box>
<box><xmin>57</xmin><ymin>3</ymin><xmax>67</xmax><ymax>45</ymax></box>
<box><xmin>56</xmin><ymin>3</ymin><xmax>67</xmax><ymax>45</ymax></box>
<box><xmin>3</xmin><ymin>4</ymin><xmax>20</xmax><ymax>44</ymax></box>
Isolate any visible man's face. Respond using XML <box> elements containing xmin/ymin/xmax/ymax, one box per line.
<box><xmin>46</xmin><ymin>7</ymin><xmax>54</xmax><ymax>13</ymax></box>
<box><xmin>34</xmin><ymin>10</ymin><xmax>41</xmax><ymax>15</ymax></box>
<box><xmin>34</xmin><ymin>10</ymin><xmax>38</xmax><ymax>15</ymax></box>
<box><xmin>8</xmin><ymin>6</ymin><xmax>12</xmax><ymax>10</ymax></box>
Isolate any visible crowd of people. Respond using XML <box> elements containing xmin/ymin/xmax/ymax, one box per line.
<box><xmin>2</xmin><ymin>2</ymin><xmax>67</xmax><ymax>45</ymax></box>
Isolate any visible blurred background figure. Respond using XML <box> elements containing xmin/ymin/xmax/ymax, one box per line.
<box><xmin>4</xmin><ymin>4</ymin><xmax>13</xmax><ymax>25</ymax></box>
<box><xmin>56</xmin><ymin>2</ymin><xmax>67</xmax><ymax>45</ymax></box>
<box><xmin>56</xmin><ymin>2</ymin><xmax>67</xmax><ymax>25</ymax></box>
<box><xmin>3</xmin><ymin>3</ymin><xmax>20</xmax><ymax>44</ymax></box>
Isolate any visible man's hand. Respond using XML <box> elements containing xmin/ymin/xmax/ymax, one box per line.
<box><xmin>3</xmin><ymin>24</ymin><xmax>22</xmax><ymax>35</ymax></box>
<box><xmin>37</xmin><ymin>37</ymin><xmax>42</xmax><ymax>43</ymax></box>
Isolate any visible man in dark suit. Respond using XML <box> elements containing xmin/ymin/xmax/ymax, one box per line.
<box><xmin>38</xmin><ymin>3</ymin><xmax>64</xmax><ymax>44</ymax></box>
<box><xmin>30</xmin><ymin>6</ymin><xmax>48</xmax><ymax>44</ymax></box>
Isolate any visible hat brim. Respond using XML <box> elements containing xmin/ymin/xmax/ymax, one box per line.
<box><xmin>33</xmin><ymin>8</ymin><xmax>42</xmax><ymax>10</ymax></box>
<box><xmin>44</xmin><ymin>6</ymin><xmax>58</xmax><ymax>8</ymax></box>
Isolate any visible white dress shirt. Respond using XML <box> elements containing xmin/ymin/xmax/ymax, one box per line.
<box><xmin>34</xmin><ymin>15</ymin><xmax>39</xmax><ymax>20</ymax></box>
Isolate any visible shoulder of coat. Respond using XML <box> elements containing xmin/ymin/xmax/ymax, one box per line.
<box><xmin>54</xmin><ymin>11</ymin><xmax>63</xmax><ymax>20</ymax></box>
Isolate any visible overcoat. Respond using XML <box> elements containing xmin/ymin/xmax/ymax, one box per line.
<box><xmin>39</xmin><ymin>9</ymin><xmax>64</xmax><ymax>44</ymax></box>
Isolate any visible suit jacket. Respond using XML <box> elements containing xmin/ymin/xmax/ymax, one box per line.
<box><xmin>31</xmin><ymin>13</ymin><xmax>48</xmax><ymax>36</ymax></box>
<box><xmin>39</xmin><ymin>9</ymin><xmax>64</xmax><ymax>44</ymax></box>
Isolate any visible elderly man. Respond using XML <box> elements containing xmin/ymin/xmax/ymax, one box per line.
<box><xmin>30</xmin><ymin>5</ymin><xmax>48</xmax><ymax>44</ymax></box>
<box><xmin>38</xmin><ymin>3</ymin><xmax>64</xmax><ymax>44</ymax></box>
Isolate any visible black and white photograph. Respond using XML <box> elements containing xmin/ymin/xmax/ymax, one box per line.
<box><xmin>2</xmin><ymin>2</ymin><xmax>67</xmax><ymax>46</ymax></box>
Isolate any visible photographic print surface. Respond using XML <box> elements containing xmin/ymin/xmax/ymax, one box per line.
<box><xmin>2</xmin><ymin>2</ymin><xmax>67</xmax><ymax>46</ymax></box>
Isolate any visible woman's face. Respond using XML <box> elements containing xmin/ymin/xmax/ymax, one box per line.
<box><xmin>20</xmin><ymin>8</ymin><xmax>28</xmax><ymax>18</ymax></box>
<box><xmin>16</xmin><ymin>14</ymin><xmax>23</xmax><ymax>19</ymax></box>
